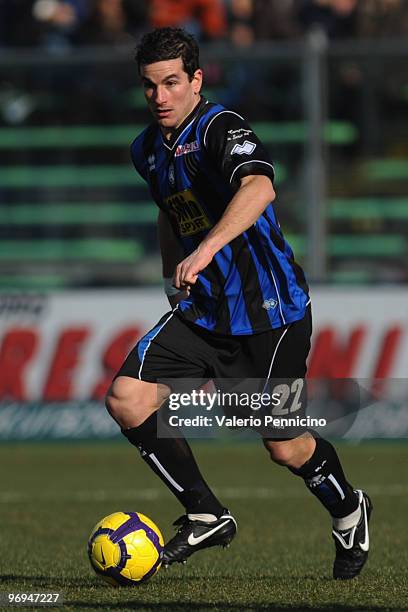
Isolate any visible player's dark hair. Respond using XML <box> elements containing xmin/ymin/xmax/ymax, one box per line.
<box><xmin>136</xmin><ymin>27</ymin><xmax>200</xmax><ymax>81</ymax></box>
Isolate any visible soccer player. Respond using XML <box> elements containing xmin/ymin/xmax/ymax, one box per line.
<box><xmin>105</xmin><ymin>27</ymin><xmax>372</xmax><ymax>579</ymax></box>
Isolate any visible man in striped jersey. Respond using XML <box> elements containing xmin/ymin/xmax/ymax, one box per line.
<box><xmin>105</xmin><ymin>27</ymin><xmax>371</xmax><ymax>579</ymax></box>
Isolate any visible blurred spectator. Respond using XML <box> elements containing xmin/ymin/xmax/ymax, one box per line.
<box><xmin>227</xmin><ymin>0</ymin><xmax>254</xmax><ymax>47</ymax></box>
<box><xmin>0</xmin><ymin>0</ymin><xmax>9</xmax><ymax>46</ymax></box>
<box><xmin>31</xmin><ymin>0</ymin><xmax>90</xmax><ymax>49</ymax></box>
<box><xmin>0</xmin><ymin>1</ymin><xmax>41</xmax><ymax>46</ymax></box>
<box><xmin>147</xmin><ymin>0</ymin><xmax>227</xmax><ymax>40</ymax></box>
<box><xmin>227</xmin><ymin>0</ymin><xmax>300</xmax><ymax>47</ymax></box>
<box><xmin>297</xmin><ymin>0</ymin><xmax>358</xmax><ymax>39</ymax></box>
<box><xmin>358</xmin><ymin>0</ymin><xmax>408</xmax><ymax>38</ymax></box>
<box><xmin>75</xmin><ymin>0</ymin><xmax>147</xmax><ymax>46</ymax></box>
<box><xmin>0</xmin><ymin>0</ymin><xmax>88</xmax><ymax>48</ymax></box>
<box><xmin>252</xmin><ymin>0</ymin><xmax>301</xmax><ymax>40</ymax></box>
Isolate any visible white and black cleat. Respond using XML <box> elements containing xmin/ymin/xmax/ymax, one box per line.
<box><xmin>332</xmin><ymin>489</ymin><xmax>373</xmax><ymax>580</ymax></box>
<box><xmin>162</xmin><ymin>509</ymin><xmax>237</xmax><ymax>566</ymax></box>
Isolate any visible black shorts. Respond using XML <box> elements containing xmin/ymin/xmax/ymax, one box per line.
<box><xmin>116</xmin><ymin>307</ymin><xmax>312</xmax><ymax>438</ymax></box>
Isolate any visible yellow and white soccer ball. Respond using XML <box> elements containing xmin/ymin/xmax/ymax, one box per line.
<box><xmin>88</xmin><ymin>511</ymin><xmax>164</xmax><ymax>586</ymax></box>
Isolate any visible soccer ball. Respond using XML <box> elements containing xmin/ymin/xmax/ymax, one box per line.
<box><xmin>88</xmin><ymin>511</ymin><xmax>164</xmax><ymax>586</ymax></box>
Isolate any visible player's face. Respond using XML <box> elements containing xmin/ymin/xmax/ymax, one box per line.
<box><xmin>141</xmin><ymin>58</ymin><xmax>202</xmax><ymax>132</ymax></box>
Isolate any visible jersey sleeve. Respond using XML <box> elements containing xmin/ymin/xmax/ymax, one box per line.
<box><xmin>202</xmin><ymin>111</ymin><xmax>275</xmax><ymax>191</ymax></box>
<box><xmin>130</xmin><ymin>130</ymin><xmax>149</xmax><ymax>183</ymax></box>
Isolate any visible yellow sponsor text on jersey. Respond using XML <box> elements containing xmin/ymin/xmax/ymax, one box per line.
<box><xmin>164</xmin><ymin>189</ymin><xmax>212</xmax><ymax>236</ymax></box>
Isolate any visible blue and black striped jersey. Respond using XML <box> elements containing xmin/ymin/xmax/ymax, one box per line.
<box><xmin>131</xmin><ymin>97</ymin><xmax>310</xmax><ymax>335</ymax></box>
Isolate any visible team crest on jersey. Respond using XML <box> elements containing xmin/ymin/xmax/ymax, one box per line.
<box><xmin>168</xmin><ymin>163</ymin><xmax>175</xmax><ymax>186</ymax></box>
<box><xmin>164</xmin><ymin>189</ymin><xmax>212</xmax><ymax>236</ymax></box>
<box><xmin>231</xmin><ymin>140</ymin><xmax>256</xmax><ymax>155</ymax></box>
<box><xmin>175</xmin><ymin>140</ymin><xmax>200</xmax><ymax>157</ymax></box>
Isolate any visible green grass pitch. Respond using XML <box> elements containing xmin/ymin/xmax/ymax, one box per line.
<box><xmin>1</xmin><ymin>441</ymin><xmax>407</xmax><ymax>611</ymax></box>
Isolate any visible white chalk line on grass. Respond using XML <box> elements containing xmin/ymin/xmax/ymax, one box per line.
<box><xmin>1</xmin><ymin>483</ymin><xmax>408</xmax><ymax>503</ymax></box>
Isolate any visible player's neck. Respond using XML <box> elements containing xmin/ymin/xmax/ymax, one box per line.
<box><xmin>160</xmin><ymin>97</ymin><xmax>202</xmax><ymax>141</ymax></box>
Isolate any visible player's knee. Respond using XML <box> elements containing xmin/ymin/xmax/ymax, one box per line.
<box><xmin>263</xmin><ymin>435</ymin><xmax>315</xmax><ymax>468</ymax></box>
<box><xmin>264</xmin><ymin>440</ymin><xmax>296</xmax><ymax>466</ymax></box>
<box><xmin>105</xmin><ymin>377</ymin><xmax>159</xmax><ymax>428</ymax></box>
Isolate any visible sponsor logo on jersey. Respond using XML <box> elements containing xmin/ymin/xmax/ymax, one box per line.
<box><xmin>164</xmin><ymin>189</ymin><xmax>212</xmax><ymax>236</ymax></box>
<box><xmin>262</xmin><ymin>298</ymin><xmax>278</xmax><ymax>310</ymax></box>
<box><xmin>174</xmin><ymin>140</ymin><xmax>200</xmax><ymax>157</ymax></box>
<box><xmin>148</xmin><ymin>154</ymin><xmax>155</xmax><ymax>171</ymax></box>
<box><xmin>227</xmin><ymin>128</ymin><xmax>253</xmax><ymax>141</ymax></box>
<box><xmin>231</xmin><ymin>140</ymin><xmax>257</xmax><ymax>155</ymax></box>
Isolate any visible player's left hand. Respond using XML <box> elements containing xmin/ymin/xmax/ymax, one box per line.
<box><xmin>173</xmin><ymin>244</ymin><xmax>214</xmax><ymax>289</ymax></box>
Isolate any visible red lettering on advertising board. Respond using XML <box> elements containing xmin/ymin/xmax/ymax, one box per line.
<box><xmin>91</xmin><ymin>327</ymin><xmax>141</xmax><ymax>399</ymax></box>
<box><xmin>372</xmin><ymin>326</ymin><xmax>402</xmax><ymax>379</ymax></box>
<box><xmin>43</xmin><ymin>328</ymin><xmax>90</xmax><ymax>400</ymax></box>
<box><xmin>307</xmin><ymin>326</ymin><xmax>366</xmax><ymax>378</ymax></box>
<box><xmin>0</xmin><ymin>328</ymin><xmax>38</xmax><ymax>399</ymax></box>
<box><xmin>370</xmin><ymin>326</ymin><xmax>403</xmax><ymax>396</ymax></box>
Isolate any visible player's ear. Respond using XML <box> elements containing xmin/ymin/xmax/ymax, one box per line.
<box><xmin>192</xmin><ymin>69</ymin><xmax>203</xmax><ymax>95</ymax></box>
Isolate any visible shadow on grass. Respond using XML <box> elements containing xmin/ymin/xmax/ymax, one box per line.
<box><xmin>0</xmin><ymin>574</ymin><xmax>93</xmax><ymax>588</ymax></box>
<box><xmin>2</xmin><ymin>574</ymin><xmax>406</xmax><ymax>611</ymax></box>
<box><xmin>0</xmin><ymin>574</ymin><xmax>333</xmax><ymax>588</ymax></box>
<box><xmin>65</xmin><ymin>603</ymin><xmax>408</xmax><ymax>611</ymax></box>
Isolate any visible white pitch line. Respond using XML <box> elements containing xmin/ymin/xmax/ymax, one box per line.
<box><xmin>1</xmin><ymin>484</ymin><xmax>408</xmax><ymax>504</ymax></box>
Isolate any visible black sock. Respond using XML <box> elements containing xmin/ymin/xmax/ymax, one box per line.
<box><xmin>289</xmin><ymin>437</ymin><xmax>359</xmax><ymax>518</ymax></box>
<box><xmin>122</xmin><ymin>411</ymin><xmax>223</xmax><ymax>517</ymax></box>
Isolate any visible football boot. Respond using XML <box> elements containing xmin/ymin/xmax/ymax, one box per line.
<box><xmin>332</xmin><ymin>489</ymin><xmax>373</xmax><ymax>579</ymax></box>
<box><xmin>163</xmin><ymin>509</ymin><xmax>237</xmax><ymax>566</ymax></box>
